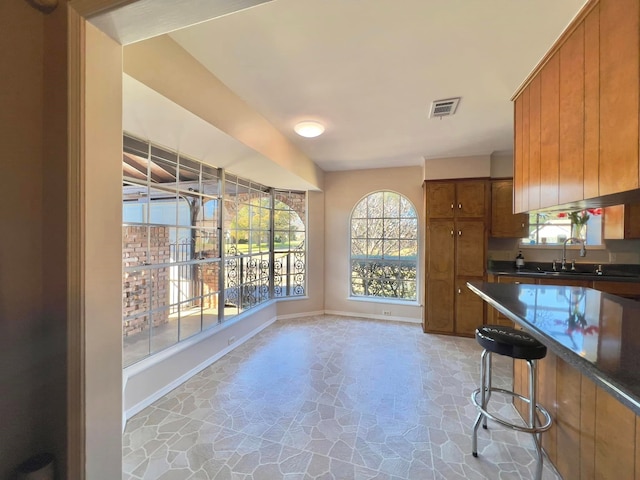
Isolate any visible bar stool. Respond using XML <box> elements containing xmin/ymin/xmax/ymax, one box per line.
<box><xmin>471</xmin><ymin>325</ymin><xmax>552</xmax><ymax>480</ymax></box>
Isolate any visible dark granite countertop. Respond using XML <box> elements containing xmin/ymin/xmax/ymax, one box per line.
<box><xmin>467</xmin><ymin>280</ymin><xmax>640</xmax><ymax>415</ymax></box>
<box><xmin>487</xmin><ymin>260</ymin><xmax>640</xmax><ymax>283</ymax></box>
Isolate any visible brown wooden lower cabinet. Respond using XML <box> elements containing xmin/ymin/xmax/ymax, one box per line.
<box><xmin>513</xmin><ymin>349</ymin><xmax>639</xmax><ymax>479</ymax></box>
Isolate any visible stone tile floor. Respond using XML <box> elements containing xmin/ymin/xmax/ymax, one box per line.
<box><xmin>123</xmin><ymin>315</ymin><xmax>561</xmax><ymax>479</ymax></box>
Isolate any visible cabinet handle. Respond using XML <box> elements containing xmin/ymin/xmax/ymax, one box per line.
<box><xmin>451</xmin><ymin>203</ymin><xmax>454</xmax><ymax>209</ymax></box>
<box><xmin>450</xmin><ymin>230</ymin><xmax>454</xmax><ymax>237</ymax></box>
<box><xmin>514</xmin><ymin>281</ymin><xmax>521</xmax><ymax>285</ymax></box>
<box><xmin>458</xmin><ymin>203</ymin><xmax>462</xmax><ymax>209</ymax></box>
<box><xmin>521</xmin><ymin>223</ymin><xmax>525</xmax><ymax>228</ymax></box>
<box><xmin>458</xmin><ymin>288</ymin><xmax>462</xmax><ymax>294</ymax></box>
<box><xmin>458</xmin><ymin>230</ymin><xmax>462</xmax><ymax>236</ymax></box>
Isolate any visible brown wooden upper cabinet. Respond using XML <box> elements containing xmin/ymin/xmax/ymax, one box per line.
<box><xmin>490</xmin><ymin>179</ymin><xmax>529</xmax><ymax>238</ymax></box>
<box><xmin>603</xmin><ymin>204</ymin><xmax>640</xmax><ymax>239</ymax></box>
<box><xmin>512</xmin><ymin>0</ymin><xmax>640</xmax><ymax>213</ymax></box>
<box><xmin>426</xmin><ymin>180</ymin><xmax>486</xmax><ymax>219</ymax></box>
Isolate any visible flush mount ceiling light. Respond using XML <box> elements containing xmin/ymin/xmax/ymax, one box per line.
<box><xmin>294</xmin><ymin>121</ymin><xmax>325</xmax><ymax>138</ymax></box>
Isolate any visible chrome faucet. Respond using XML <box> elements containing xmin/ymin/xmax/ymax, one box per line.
<box><xmin>561</xmin><ymin>237</ymin><xmax>586</xmax><ymax>271</ymax></box>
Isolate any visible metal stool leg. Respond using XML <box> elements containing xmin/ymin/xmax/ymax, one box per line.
<box><xmin>483</xmin><ymin>351</ymin><xmax>492</xmax><ymax>429</ymax></box>
<box><xmin>472</xmin><ymin>349</ymin><xmax>490</xmax><ymax>457</ymax></box>
<box><xmin>528</xmin><ymin>359</ymin><xmax>544</xmax><ymax>480</ymax></box>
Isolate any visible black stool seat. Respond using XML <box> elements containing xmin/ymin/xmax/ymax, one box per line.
<box><xmin>476</xmin><ymin>325</ymin><xmax>546</xmax><ymax>360</ymax></box>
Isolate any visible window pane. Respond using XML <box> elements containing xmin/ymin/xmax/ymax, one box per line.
<box><xmin>353</xmin><ymin>199</ymin><xmax>368</xmax><ymax>219</ymax></box>
<box><xmin>384</xmin><ymin>218</ymin><xmax>400</xmax><ymax>238</ymax></box>
<box><xmin>150</xmin><ymin>308</ymin><xmax>177</xmax><ymax>354</ymax></box>
<box><xmin>367</xmin><ymin>239</ymin><xmax>382</xmax><ymax>258</ymax></box>
<box><xmin>123</xmin><ymin>226</ymin><xmax>148</xmax><ymax>268</ymax></box>
<box><xmin>202</xmin><ymin>293</ymin><xmax>219</xmax><ymax>330</ymax></box>
<box><xmin>123</xmin><ymin>314</ymin><xmax>150</xmax><ymax>367</ymax></box>
<box><xmin>400</xmin><ymin>218</ymin><xmax>418</xmax><ymax>239</ymax></box>
<box><xmin>367</xmin><ymin>218</ymin><xmax>384</xmax><ymax>239</ymax></box>
<box><xmin>383</xmin><ymin>240</ymin><xmax>400</xmax><ymax>259</ymax></box>
<box><xmin>383</xmin><ymin>192</ymin><xmax>400</xmax><ymax>217</ymax></box>
<box><xmin>179</xmin><ymin>300</ymin><xmax>202</xmax><ymax>340</ymax></box>
<box><xmin>400</xmin><ymin>196</ymin><xmax>416</xmax><ymax>217</ymax></box>
<box><xmin>367</xmin><ymin>192</ymin><xmax>384</xmax><ymax>216</ymax></box>
<box><xmin>352</xmin><ymin>219</ymin><xmax>367</xmax><ymax>239</ymax></box>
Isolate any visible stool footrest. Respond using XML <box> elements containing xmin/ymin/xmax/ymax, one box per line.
<box><xmin>471</xmin><ymin>387</ymin><xmax>552</xmax><ymax>434</ymax></box>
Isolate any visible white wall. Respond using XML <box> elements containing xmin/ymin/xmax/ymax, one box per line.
<box><xmin>490</xmin><ymin>152</ymin><xmax>514</xmax><ymax>178</ymax></box>
<box><xmin>323</xmin><ymin>166</ymin><xmax>424</xmax><ymax>323</ymax></box>
<box><xmin>85</xmin><ymin>21</ymin><xmax>124</xmax><ymax>479</ymax></box>
<box><xmin>424</xmin><ymin>155</ymin><xmax>491</xmax><ymax>180</ymax></box>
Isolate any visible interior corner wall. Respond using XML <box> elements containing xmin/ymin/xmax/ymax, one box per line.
<box><xmin>424</xmin><ymin>155</ymin><xmax>491</xmax><ymax>180</ymax></box>
<box><xmin>323</xmin><ymin>166</ymin><xmax>424</xmax><ymax>322</ymax></box>
<box><xmin>0</xmin><ymin>2</ymin><xmax>47</xmax><ymax>477</ymax></box>
<box><xmin>85</xmin><ymin>21</ymin><xmax>124</xmax><ymax>479</ymax></box>
<box><xmin>490</xmin><ymin>152</ymin><xmax>514</xmax><ymax>178</ymax></box>
<box><xmin>276</xmin><ymin>190</ymin><xmax>325</xmax><ymax>317</ymax></box>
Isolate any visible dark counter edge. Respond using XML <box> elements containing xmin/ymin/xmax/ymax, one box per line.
<box><xmin>467</xmin><ymin>280</ymin><xmax>640</xmax><ymax>416</ymax></box>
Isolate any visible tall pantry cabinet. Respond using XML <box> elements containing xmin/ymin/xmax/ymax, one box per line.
<box><xmin>424</xmin><ymin>179</ymin><xmax>488</xmax><ymax>336</ymax></box>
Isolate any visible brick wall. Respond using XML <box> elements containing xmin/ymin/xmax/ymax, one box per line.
<box><xmin>122</xmin><ymin>226</ymin><xmax>170</xmax><ymax>336</ymax></box>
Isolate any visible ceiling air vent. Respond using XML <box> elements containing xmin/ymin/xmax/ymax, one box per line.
<box><xmin>429</xmin><ymin>97</ymin><xmax>461</xmax><ymax>118</ymax></box>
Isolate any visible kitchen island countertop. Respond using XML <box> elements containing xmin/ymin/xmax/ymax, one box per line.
<box><xmin>467</xmin><ymin>280</ymin><xmax>640</xmax><ymax>415</ymax></box>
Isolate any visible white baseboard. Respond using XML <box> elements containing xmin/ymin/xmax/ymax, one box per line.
<box><xmin>124</xmin><ymin>315</ymin><xmax>276</xmax><ymax>422</ymax></box>
<box><xmin>323</xmin><ymin>309</ymin><xmax>422</xmax><ymax>324</ymax></box>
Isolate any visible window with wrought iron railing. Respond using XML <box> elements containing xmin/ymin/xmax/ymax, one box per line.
<box><xmin>122</xmin><ymin>134</ymin><xmax>306</xmax><ymax>367</ymax></box>
<box><xmin>350</xmin><ymin>191</ymin><xmax>418</xmax><ymax>301</ymax></box>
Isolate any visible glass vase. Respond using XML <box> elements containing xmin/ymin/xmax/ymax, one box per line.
<box><xmin>571</xmin><ymin>222</ymin><xmax>587</xmax><ymax>241</ymax></box>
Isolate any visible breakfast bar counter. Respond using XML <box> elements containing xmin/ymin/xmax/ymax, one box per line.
<box><xmin>467</xmin><ymin>281</ymin><xmax>640</xmax><ymax>414</ymax></box>
<box><xmin>467</xmin><ymin>280</ymin><xmax>640</xmax><ymax>479</ymax></box>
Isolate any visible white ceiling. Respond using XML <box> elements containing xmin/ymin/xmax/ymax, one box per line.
<box><xmin>122</xmin><ymin>74</ymin><xmax>320</xmax><ymax>191</ymax></box>
<box><xmin>119</xmin><ymin>0</ymin><xmax>588</xmax><ymax>185</ymax></box>
<box><xmin>164</xmin><ymin>0</ymin><xmax>587</xmax><ymax>172</ymax></box>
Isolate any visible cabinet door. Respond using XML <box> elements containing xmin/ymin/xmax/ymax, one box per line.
<box><xmin>425</xmin><ymin>220</ymin><xmax>455</xmax><ymax>333</ymax></box>
<box><xmin>514</xmin><ymin>95</ymin><xmax>524</xmax><ymax>213</ymax></box>
<box><xmin>583</xmin><ymin>5</ymin><xmax>600</xmax><ymax>200</ymax></box>
<box><xmin>603</xmin><ymin>205</ymin><xmax>625</xmax><ymax>239</ymax></box>
<box><xmin>603</xmin><ymin>204</ymin><xmax>640</xmax><ymax>240</ymax></box>
<box><xmin>426</xmin><ymin>182</ymin><xmax>455</xmax><ymax>219</ymax></box>
<box><xmin>528</xmin><ymin>75</ymin><xmax>541</xmax><ymax>210</ymax></box>
<box><xmin>456</xmin><ymin>181</ymin><xmax>486</xmax><ymax>218</ymax></box>
<box><xmin>540</xmin><ymin>52</ymin><xmax>560</xmax><ymax>208</ymax></box>
<box><xmin>600</xmin><ymin>0</ymin><xmax>639</xmax><ymax>196</ymax></box>
<box><xmin>521</xmin><ymin>87</ymin><xmax>530</xmax><ymax>212</ymax></box>
<box><xmin>490</xmin><ymin>179</ymin><xmax>528</xmax><ymax>238</ymax></box>
<box><xmin>559</xmin><ymin>23</ymin><xmax>585</xmax><ymax>204</ymax></box>
<box><xmin>455</xmin><ymin>278</ymin><xmax>485</xmax><ymax>336</ymax></box>
<box><xmin>455</xmin><ymin>220</ymin><xmax>485</xmax><ymax>277</ymax></box>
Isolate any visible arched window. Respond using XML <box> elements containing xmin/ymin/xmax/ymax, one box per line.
<box><xmin>350</xmin><ymin>191</ymin><xmax>418</xmax><ymax>300</ymax></box>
